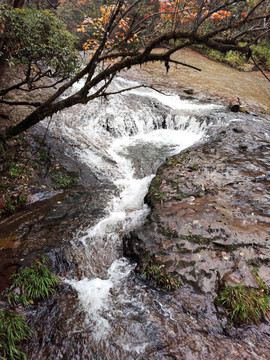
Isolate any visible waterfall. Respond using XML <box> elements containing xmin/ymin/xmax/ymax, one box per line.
<box><xmin>33</xmin><ymin>76</ymin><xmax>226</xmax><ymax>358</ymax></box>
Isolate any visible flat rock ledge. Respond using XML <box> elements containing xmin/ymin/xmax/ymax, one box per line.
<box><xmin>124</xmin><ymin>114</ymin><xmax>270</xmax><ymax>319</ymax></box>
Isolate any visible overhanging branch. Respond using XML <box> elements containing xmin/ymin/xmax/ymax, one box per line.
<box><xmin>99</xmin><ymin>83</ymin><xmax>168</xmax><ymax>98</ymax></box>
<box><xmin>251</xmin><ymin>55</ymin><xmax>270</xmax><ymax>83</ymax></box>
<box><xmin>168</xmin><ymin>59</ymin><xmax>201</xmax><ymax>71</ymax></box>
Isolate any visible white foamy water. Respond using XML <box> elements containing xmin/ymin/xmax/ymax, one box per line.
<box><xmin>113</xmin><ymin>77</ymin><xmax>207</xmax><ymax>109</ymax></box>
<box><xmin>50</xmin><ymin>76</ymin><xmax>223</xmax><ymax>347</ymax></box>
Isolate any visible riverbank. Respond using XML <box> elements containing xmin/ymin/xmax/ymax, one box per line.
<box><xmin>123</xmin><ymin>49</ymin><xmax>270</xmax><ymax>115</ymax></box>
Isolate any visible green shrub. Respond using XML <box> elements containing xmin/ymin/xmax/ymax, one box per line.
<box><xmin>0</xmin><ymin>308</ymin><xmax>32</xmax><ymax>360</ymax></box>
<box><xmin>207</xmin><ymin>49</ymin><xmax>226</xmax><ymax>62</ymax></box>
<box><xmin>8</xmin><ymin>164</ymin><xmax>20</xmax><ymax>178</ymax></box>
<box><xmin>206</xmin><ymin>49</ymin><xmax>246</xmax><ymax>69</ymax></box>
<box><xmin>53</xmin><ymin>173</ymin><xmax>77</xmax><ymax>190</ymax></box>
<box><xmin>7</xmin><ymin>163</ymin><xmax>32</xmax><ymax>181</ymax></box>
<box><xmin>2</xmin><ymin>196</ymin><xmax>16</xmax><ymax>213</ymax></box>
<box><xmin>2</xmin><ymin>192</ymin><xmax>28</xmax><ymax>214</ymax></box>
<box><xmin>225</xmin><ymin>50</ymin><xmax>246</xmax><ymax>68</ymax></box>
<box><xmin>0</xmin><ymin>7</ymin><xmax>80</xmax><ymax>78</ymax></box>
<box><xmin>0</xmin><ymin>256</ymin><xmax>59</xmax><ymax>359</ymax></box>
<box><xmin>251</xmin><ymin>43</ymin><xmax>270</xmax><ymax>71</ymax></box>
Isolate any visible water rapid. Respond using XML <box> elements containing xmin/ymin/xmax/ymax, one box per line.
<box><xmin>30</xmin><ymin>77</ymin><xmax>231</xmax><ymax>359</ymax></box>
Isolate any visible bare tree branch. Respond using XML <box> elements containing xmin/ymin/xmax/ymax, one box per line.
<box><xmin>98</xmin><ymin>83</ymin><xmax>168</xmax><ymax>98</ymax></box>
<box><xmin>168</xmin><ymin>59</ymin><xmax>201</xmax><ymax>71</ymax></box>
<box><xmin>251</xmin><ymin>54</ymin><xmax>270</xmax><ymax>83</ymax></box>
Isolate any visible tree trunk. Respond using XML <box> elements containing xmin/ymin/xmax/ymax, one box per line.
<box><xmin>0</xmin><ymin>44</ymin><xmax>8</xmax><ymax>81</ymax></box>
<box><xmin>229</xmin><ymin>98</ymin><xmax>241</xmax><ymax>112</ymax></box>
<box><xmin>13</xmin><ymin>0</ymin><xmax>26</xmax><ymax>9</ymax></box>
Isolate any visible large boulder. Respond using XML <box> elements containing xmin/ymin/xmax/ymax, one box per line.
<box><xmin>125</xmin><ymin>114</ymin><xmax>270</xmax><ymax>296</ymax></box>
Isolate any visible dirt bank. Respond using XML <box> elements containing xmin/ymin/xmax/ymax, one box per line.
<box><xmin>123</xmin><ymin>49</ymin><xmax>270</xmax><ymax>115</ymax></box>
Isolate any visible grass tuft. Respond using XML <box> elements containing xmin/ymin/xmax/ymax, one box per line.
<box><xmin>218</xmin><ymin>284</ymin><xmax>270</xmax><ymax>325</ymax></box>
<box><xmin>4</xmin><ymin>255</ymin><xmax>59</xmax><ymax>307</ymax></box>
<box><xmin>0</xmin><ymin>308</ymin><xmax>32</xmax><ymax>360</ymax></box>
<box><xmin>0</xmin><ymin>255</ymin><xmax>59</xmax><ymax>359</ymax></box>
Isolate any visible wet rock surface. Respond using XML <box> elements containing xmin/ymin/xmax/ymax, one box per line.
<box><xmin>1</xmin><ymin>75</ymin><xmax>270</xmax><ymax>358</ymax></box>
<box><xmin>125</xmin><ymin>114</ymin><xmax>270</xmax><ymax>354</ymax></box>
<box><xmin>23</xmin><ymin>284</ymin><xmax>270</xmax><ymax>360</ymax></box>
<box><xmin>0</xmin><ymin>127</ymin><xmax>116</xmax><ymax>290</ymax></box>
<box><xmin>0</xmin><ymin>186</ymin><xmax>114</xmax><ymax>287</ymax></box>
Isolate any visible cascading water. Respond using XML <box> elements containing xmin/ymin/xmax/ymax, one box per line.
<box><xmin>28</xmin><ymin>77</ymin><xmax>231</xmax><ymax>359</ymax></box>
<box><xmin>50</xmin><ymin>77</ymin><xmax>220</xmax><ymax>277</ymax></box>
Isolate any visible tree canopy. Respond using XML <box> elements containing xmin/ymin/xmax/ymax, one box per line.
<box><xmin>0</xmin><ymin>0</ymin><xmax>269</xmax><ymax>141</ymax></box>
<box><xmin>0</xmin><ymin>5</ymin><xmax>80</xmax><ymax>94</ymax></box>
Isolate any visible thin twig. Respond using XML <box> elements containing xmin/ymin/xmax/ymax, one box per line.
<box><xmin>100</xmin><ymin>83</ymin><xmax>168</xmax><ymax>98</ymax></box>
<box><xmin>168</xmin><ymin>59</ymin><xmax>201</xmax><ymax>71</ymax></box>
<box><xmin>251</xmin><ymin>55</ymin><xmax>270</xmax><ymax>83</ymax></box>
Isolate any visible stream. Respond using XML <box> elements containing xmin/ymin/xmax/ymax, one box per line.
<box><xmin>25</xmin><ymin>76</ymin><xmax>270</xmax><ymax>359</ymax></box>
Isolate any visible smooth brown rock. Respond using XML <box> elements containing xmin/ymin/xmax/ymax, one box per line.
<box><xmin>229</xmin><ymin>97</ymin><xmax>241</xmax><ymax>112</ymax></box>
<box><xmin>126</xmin><ymin>112</ymin><xmax>270</xmax><ymax>304</ymax></box>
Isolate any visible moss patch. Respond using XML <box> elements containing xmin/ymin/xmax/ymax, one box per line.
<box><xmin>182</xmin><ymin>234</ymin><xmax>211</xmax><ymax>245</ymax></box>
<box><xmin>139</xmin><ymin>256</ymin><xmax>181</xmax><ymax>290</ymax></box>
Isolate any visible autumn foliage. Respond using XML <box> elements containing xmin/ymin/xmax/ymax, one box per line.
<box><xmin>72</xmin><ymin>0</ymin><xmax>269</xmax><ymax>63</ymax></box>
